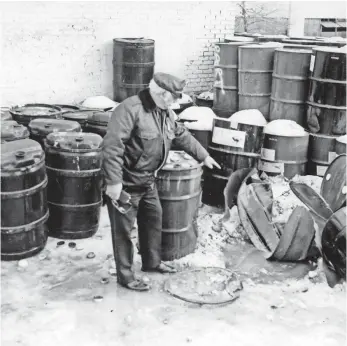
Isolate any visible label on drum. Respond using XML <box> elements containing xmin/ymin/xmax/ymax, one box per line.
<box><xmin>261</xmin><ymin>148</ymin><xmax>276</xmax><ymax>161</ymax></box>
<box><xmin>328</xmin><ymin>151</ymin><xmax>337</xmax><ymax>163</ymax></box>
<box><xmin>212</xmin><ymin>127</ymin><xmax>246</xmax><ymax>149</ymax></box>
<box><xmin>309</xmin><ymin>55</ymin><xmax>315</xmax><ymax>72</ymax></box>
<box><xmin>229</xmin><ymin>120</ymin><xmax>238</xmax><ymax>129</ymax></box>
<box><xmin>317</xmin><ymin>165</ymin><xmax>328</xmax><ymax>176</ymax></box>
<box><xmin>258</xmin><ymin>160</ymin><xmax>284</xmax><ymax>174</ymax></box>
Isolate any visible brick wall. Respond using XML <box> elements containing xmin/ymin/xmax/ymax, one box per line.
<box><xmin>1</xmin><ymin>2</ymin><xmax>236</xmax><ymax>106</ymax></box>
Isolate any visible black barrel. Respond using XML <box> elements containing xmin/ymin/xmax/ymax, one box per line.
<box><xmin>28</xmin><ymin>118</ymin><xmax>81</xmax><ymax>148</ymax></box>
<box><xmin>1</xmin><ymin>139</ymin><xmax>49</xmax><ymax>260</ymax></box>
<box><xmin>1</xmin><ymin>121</ymin><xmax>30</xmax><ymax>143</ymax></box>
<box><xmin>113</xmin><ymin>38</ymin><xmax>155</xmax><ymax>102</ymax></box>
<box><xmin>306</xmin><ymin>47</ymin><xmax>346</xmax><ymax>136</ymax></box>
<box><xmin>238</xmin><ymin>44</ymin><xmax>281</xmax><ymax>120</ymax></box>
<box><xmin>213</xmin><ymin>42</ymin><xmax>250</xmax><ymax>118</ymax></box>
<box><xmin>270</xmin><ymin>48</ymin><xmax>312</xmax><ymax>126</ymax></box>
<box><xmin>156</xmin><ymin>151</ymin><xmax>203</xmax><ymax>261</ymax></box>
<box><xmin>45</xmin><ymin>132</ymin><xmax>103</xmax><ymax>239</ymax></box>
<box><xmin>85</xmin><ymin>110</ymin><xmax>112</xmax><ymax>137</ymax></box>
<box><xmin>9</xmin><ymin>104</ymin><xmax>62</xmax><ymax>127</ymax></box>
<box><xmin>203</xmin><ymin>117</ymin><xmax>265</xmax><ymax>207</ymax></box>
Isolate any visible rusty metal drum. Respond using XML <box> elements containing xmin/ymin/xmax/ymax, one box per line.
<box><xmin>45</xmin><ymin>132</ymin><xmax>103</xmax><ymax>239</ymax></box>
<box><xmin>306</xmin><ymin>47</ymin><xmax>346</xmax><ymax>135</ymax></box>
<box><xmin>1</xmin><ymin>121</ymin><xmax>30</xmax><ymax>143</ymax></box>
<box><xmin>28</xmin><ymin>118</ymin><xmax>81</xmax><ymax>148</ymax></box>
<box><xmin>1</xmin><ymin>139</ymin><xmax>49</xmax><ymax>260</ymax></box>
<box><xmin>156</xmin><ymin>151</ymin><xmax>203</xmax><ymax>261</ymax></box>
<box><xmin>85</xmin><ymin>110</ymin><xmax>112</xmax><ymax>137</ymax></box>
<box><xmin>270</xmin><ymin>48</ymin><xmax>312</xmax><ymax>126</ymax></box>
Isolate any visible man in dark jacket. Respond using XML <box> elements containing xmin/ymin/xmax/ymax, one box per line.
<box><xmin>102</xmin><ymin>72</ymin><xmax>220</xmax><ymax>291</ymax></box>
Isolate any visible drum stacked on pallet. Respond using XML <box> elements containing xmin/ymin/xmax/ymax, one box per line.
<box><xmin>1</xmin><ymin>139</ymin><xmax>49</xmax><ymax>260</ymax></box>
<box><xmin>45</xmin><ymin>132</ymin><xmax>103</xmax><ymax>239</ymax></box>
<box><xmin>269</xmin><ymin>48</ymin><xmax>312</xmax><ymax>126</ymax></box>
<box><xmin>203</xmin><ymin>110</ymin><xmax>267</xmax><ymax>207</ymax></box>
<box><xmin>259</xmin><ymin>120</ymin><xmax>309</xmax><ymax>179</ymax></box>
<box><xmin>238</xmin><ymin>43</ymin><xmax>282</xmax><ymax>120</ymax></box>
<box><xmin>213</xmin><ymin>42</ymin><xmax>249</xmax><ymax>118</ymax></box>
<box><xmin>156</xmin><ymin>151</ymin><xmax>203</xmax><ymax>261</ymax></box>
<box><xmin>306</xmin><ymin>47</ymin><xmax>347</xmax><ymax>176</ymax></box>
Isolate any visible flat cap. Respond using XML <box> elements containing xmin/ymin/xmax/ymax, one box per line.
<box><xmin>153</xmin><ymin>72</ymin><xmax>186</xmax><ymax>98</ymax></box>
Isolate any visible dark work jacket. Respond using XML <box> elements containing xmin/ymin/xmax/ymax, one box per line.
<box><xmin>101</xmin><ymin>89</ymin><xmax>209</xmax><ymax>187</ymax></box>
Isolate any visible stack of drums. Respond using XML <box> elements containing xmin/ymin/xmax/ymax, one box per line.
<box><xmin>28</xmin><ymin>118</ymin><xmax>81</xmax><ymax>148</ymax></box>
<box><xmin>113</xmin><ymin>38</ymin><xmax>155</xmax><ymax>103</ymax></box>
<box><xmin>238</xmin><ymin>43</ymin><xmax>282</xmax><ymax>120</ymax></box>
<box><xmin>44</xmin><ymin>132</ymin><xmax>103</xmax><ymax>239</ymax></box>
<box><xmin>1</xmin><ymin>139</ymin><xmax>49</xmax><ymax>260</ymax></box>
<box><xmin>156</xmin><ymin>151</ymin><xmax>203</xmax><ymax>260</ymax></box>
<box><xmin>306</xmin><ymin>47</ymin><xmax>346</xmax><ymax>177</ymax></box>
<box><xmin>203</xmin><ymin>111</ymin><xmax>267</xmax><ymax>207</ymax></box>
<box><xmin>85</xmin><ymin>110</ymin><xmax>112</xmax><ymax>137</ymax></box>
<box><xmin>259</xmin><ymin>120</ymin><xmax>309</xmax><ymax>179</ymax></box>
<box><xmin>9</xmin><ymin>104</ymin><xmax>62</xmax><ymax>127</ymax></box>
<box><xmin>1</xmin><ymin>121</ymin><xmax>30</xmax><ymax>143</ymax></box>
<box><xmin>270</xmin><ymin>48</ymin><xmax>312</xmax><ymax>126</ymax></box>
<box><xmin>213</xmin><ymin>42</ymin><xmax>250</xmax><ymax>118</ymax></box>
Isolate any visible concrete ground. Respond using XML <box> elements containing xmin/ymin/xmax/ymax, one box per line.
<box><xmin>1</xmin><ymin>206</ymin><xmax>346</xmax><ymax>346</ymax></box>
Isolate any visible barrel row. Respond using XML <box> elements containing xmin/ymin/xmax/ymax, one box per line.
<box><xmin>1</xmin><ymin>133</ymin><xmax>103</xmax><ymax>261</ymax></box>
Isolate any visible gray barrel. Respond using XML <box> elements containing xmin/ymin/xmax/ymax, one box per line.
<box><xmin>45</xmin><ymin>132</ymin><xmax>103</xmax><ymax>239</ymax></box>
<box><xmin>306</xmin><ymin>47</ymin><xmax>346</xmax><ymax>136</ymax></box>
<box><xmin>238</xmin><ymin>44</ymin><xmax>281</xmax><ymax>120</ymax></box>
<box><xmin>213</xmin><ymin>42</ymin><xmax>249</xmax><ymax>118</ymax></box>
<box><xmin>1</xmin><ymin>139</ymin><xmax>49</xmax><ymax>260</ymax></box>
<box><xmin>113</xmin><ymin>38</ymin><xmax>155</xmax><ymax>102</ymax></box>
<box><xmin>270</xmin><ymin>48</ymin><xmax>312</xmax><ymax>126</ymax></box>
<box><xmin>85</xmin><ymin>111</ymin><xmax>112</xmax><ymax>137</ymax></box>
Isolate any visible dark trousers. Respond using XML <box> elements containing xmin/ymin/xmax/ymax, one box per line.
<box><xmin>106</xmin><ymin>185</ymin><xmax>162</xmax><ymax>285</ymax></box>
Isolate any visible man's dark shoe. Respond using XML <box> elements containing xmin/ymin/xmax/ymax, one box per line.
<box><xmin>142</xmin><ymin>262</ymin><xmax>177</xmax><ymax>274</ymax></box>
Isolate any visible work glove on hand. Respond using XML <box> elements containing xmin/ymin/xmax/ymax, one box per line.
<box><xmin>203</xmin><ymin>156</ymin><xmax>221</xmax><ymax>170</ymax></box>
<box><xmin>105</xmin><ymin>183</ymin><xmax>123</xmax><ymax>201</ymax></box>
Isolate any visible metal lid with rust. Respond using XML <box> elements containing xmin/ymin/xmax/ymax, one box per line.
<box><xmin>1</xmin><ymin>139</ymin><xmax>44</xmax><ymax>172</ymax></box>
<box><xmin>10</xmin><ymin>103</ymin><xmax>62</xmax><ymax>118</ymax></box>
<box><xmin>28</xmin><ymin>118</ymin><xmax>81</xmax><ymax>136</ymax></box>
<box><xmin>161</xmin><ymin>151</ymin><xmax>202</xmax><ymax>170</ymax></box>
<box><xmin>62</xmin><ymin>110</ymin><xmax>96</xmax><ymax>123</ymax></box>
<box><xmin>321</xmin><ymin>154</ymin><xmax>347</xmax><ymax>212</ymax></box>
<box><xmin>1</xmin><ymin>121</ymin><xmax>30</xmax><ymax>142</ymax></box>
<box><xmin>45</xmin><ymin>132</ymin><xmax>103</xmax><ymax>151</ymax></box>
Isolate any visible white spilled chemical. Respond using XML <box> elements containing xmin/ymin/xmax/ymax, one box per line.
<box><xmin>228</xmin><ymin>109</ymin><xmax>267</xmax><ymax>127</ymax></box>
<box><xmin>81</xmin><ymin>96</ymin><xmax>119</xmax><ymax>110</ymax></box>
<box><xmin>264</xmin><ymin>119</ymin><xmax>307</xmax><ymax>137</ymax></box>
<box><xmin>170</xmin><ymin>93</ymin><xmax>193</xmax><ymax>109</ymax></box>
<box><xmin>179</xmin><ymin>106</ymin><xmax>215</xmax><ymax>121</ymax></box>
<box><xmin>337</xmin><ymin>134</ymin><xmax>347</xmax><ymax>144</ymax></box>
<box><xmin>180</xmin><ymin>107</ymin><xmax>216</xmax><ymax>131</ymax></box>
<box><xmin>198</xmin><ymin>91</ymin><xmax>213</xmax><ymax>100</ymax></box>
<box><xmin>268</xmin><ymin>175</ymin><xmax>322</xmax><ymax>224</ymax></box>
